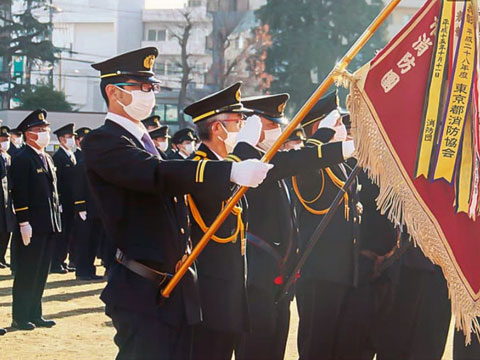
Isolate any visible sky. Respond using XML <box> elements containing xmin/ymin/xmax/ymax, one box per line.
<box><xmin>145</xmin><ymin>0</ymin><xmax>187</xmax><ymax>9</ymax></box>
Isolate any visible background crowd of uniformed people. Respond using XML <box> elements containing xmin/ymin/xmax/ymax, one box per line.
<box><xmin>0</xmin><ymin>45</ymin><xmax>479</xmax><ymax>360</ymax></box>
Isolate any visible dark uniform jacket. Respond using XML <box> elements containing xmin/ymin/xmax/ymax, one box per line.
<box><xmin>188</xmin><ymin>144</ymin><xmax>249</xmax><ymax>333</ymax></box>
<box><xmin>234</xmin><ymin>140</ymin><xmax>345</xmax><ymax>292</ymax></box>
<box><xmin>8</xmin><ymin>144</ymin><xmax>24</xmax><ymax>158</ymax></box>
<box><xmin>74</xmin><ymin>148</ymin><xmax>84</xmax><ymax>163</ymax></box>
<box><xmin>167</xmin><ymin>150</ymin><xmax>184</xmax><ymax>160</ymax></box>
<box><xmin>0</xmin><ymin>153</ymin><xmax>16</xmax><ymax>233</ymax></box>
<box><xmin>53</xmin><ymin>147</ymin><xmax>77</xmax><ymax>217</ymax></box>
<box><xmin>357</xmin><ymin>172</ymin><xmax>399</xmax><ymax>282</ymax></box>
<box><xmin>11</xmin><ymin>145</ymin><xmax>61</xmax><ymax>234</ymax></box>
<box><xmin>73</xmin><ymin>151</ymin><xmax>100</xmax><ymax>220</ymax></box>
<box><xmin>82</xmin><ymin>120</ymin><xmax>233</xmax><ymax>327</ymax></box>
<box><xmin>294</xmin><ymin>129</ymin><xmax>360</xmax><ymax>286</ymax></box>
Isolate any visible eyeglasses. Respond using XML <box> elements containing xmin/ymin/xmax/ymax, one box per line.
<box><xmin>114</xmin><ymin>82</ymin><xmax>161</xmax><ymax>93</ymax></box>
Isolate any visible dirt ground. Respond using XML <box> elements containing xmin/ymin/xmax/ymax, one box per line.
<box><xmin>0</xmin><ymin>259</ymin><xmax>454</xmax><ymax>360</ymax></box>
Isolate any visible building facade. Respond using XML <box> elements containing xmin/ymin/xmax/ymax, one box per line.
<box><xmin>32</xmin><ymin>0</ymin><xmax>144</xmax><ymax>112</ymax></box>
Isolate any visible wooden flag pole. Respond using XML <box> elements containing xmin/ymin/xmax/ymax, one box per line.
<box><xmin>161</xmin><ymin>0</ymin><xmax>402</xmax><ymax>298</ymax></box>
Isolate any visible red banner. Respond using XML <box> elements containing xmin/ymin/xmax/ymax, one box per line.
<box><xmin>348</xmin><ymin>0</ymin><xmax>480</xmax><ymax>339</ymax></box>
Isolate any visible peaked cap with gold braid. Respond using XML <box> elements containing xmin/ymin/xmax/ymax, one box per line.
<box><xmin>184</xmin><ymin>82</ymin><xmax>251</xmax><ymax>123</ymax></box>
<box><xmin>91</xmin><ymin>47</ymin><xmax>161</xmax><ymax>84</ymax></box>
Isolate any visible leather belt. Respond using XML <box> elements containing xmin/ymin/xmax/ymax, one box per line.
<box><xmin>115</xmin><ymin>249</ymin><xmax>172</xmax><ymax>287</ymax></box>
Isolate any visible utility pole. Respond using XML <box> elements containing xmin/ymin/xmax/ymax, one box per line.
<box><xmin>1</xmin><ymin>0</ymin><xmax>13</xmax><ymax>109</ymax></box>
<box><xmin>48</xmin><ymin>0</ymin><xmax>54</xmax><ymax>87</ymax></box>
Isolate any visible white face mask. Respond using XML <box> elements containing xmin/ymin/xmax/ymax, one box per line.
<box><xmin>292</xmin><ymin>143</ymin><xmax>303</xmax><ymax>151</ymax></box>
<box><xmin>116</xmin><ymin>87</ymin><xmax>156</xmax><ymax>121</ymax></box>
<box><xmin>12</xmin><ymin>137</ymin><xmax>22</xmax><ymax>148</ymax></box>
<box><xmin>259</xmin><ymin>127</ymin><xmax>282</xmax><ymax>151</ymax></box>
<box><xmin>158</xmin><ymin>141</ymin><xmax>168</xmax><ymax>152</ymax></box>
<box><xmin>218</xmin><ymin>122</ymin><xmax>238</xmax><ymax>153</ymax></box>
<box><xmin>65</xmin><ymin>137</ymin><xmax>75</xmax><ymax>150</ymax></box>
<box><xmin>333</xmin><ymin>124</ymin><xmax>347</xmax><ymax>142</ymax></box>
<box><xmin>35</xmin><ymin>131</ymin><xmax>50</xmax><ymax>149</ymax></box>
<box><xmin>181</xmin><ymin>142</ymin><xmax>195</xmax><ymax>156</ymax></box>
<box><xmin>0</xmin><ymin>140</ymin><xmax>10</xmax><ymax>152</ymax></box>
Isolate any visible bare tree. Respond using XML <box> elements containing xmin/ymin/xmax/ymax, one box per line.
<box><xmin>224</xmin><ymin>23</ymin><xmax>273</xmax><ymax>94</ymax></box>
<box><xmin>170</xmin><ymin>11</ymin><xmax>194</xmax><ymax>127</ymax></box>
<box><xmin>206</xmin><ymin>0</ymin><xmax>247</xmax><ymax>89</ymax></box>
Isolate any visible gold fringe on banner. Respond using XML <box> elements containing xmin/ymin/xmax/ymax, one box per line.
<box><xmin>346</xmin><ymin>63</ymin><xmax>480</xmax><ymax>343</ymax></box>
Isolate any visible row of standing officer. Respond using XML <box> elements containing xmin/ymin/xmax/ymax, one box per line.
<box><xmin>0</xmin><ymin>111</ymin><xmax>107</xmax><ymax>335</ymax></box>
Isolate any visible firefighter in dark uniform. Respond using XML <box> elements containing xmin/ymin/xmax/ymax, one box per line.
<box><xmin>141</xmin><ymin>114</ymin><xmax>161</xmax><ymax>131</ymax></box>
<box><xmin>51</xmin><ymin>123</ymin><xmax>77</xmax><ymax>274</ymax></box>
<box><xmin>11</xmin><ymin>109</ymin><xmax>61</xmax><ymax>330</ymax></box>
<box><xmin>75</xmin><ymin>127</ymin><xmax>112</xmax><ymax>271</ymax></box>
<box><xmin>149</xmin><ymin>125</ymin><xmax>170</xmax><ymax>160</ymax></box>
<box><xmin>0</xmin><ymin>126</ymin><xmax>15</xmax><ymax>268</ymax></box>
<box><xmin>8</xmin><ymin>128</ymin><xmax>24</xmax><ymax>274</ymax></box>
<box><xmin>74</xmin><ymin>127</ymin><xmax>90</xmax><ymax>163</ymax></box>
<box><xmin>232</xmin><ymin>93</ymin><xmax>354</xmax><ymax>360</ymax></box>
<box><xmin>354</xmin><ymin>171</ymin><xmax>401</xmax><ymax>359</ymax></box>
<box><xmin>168</xmin><ymin>128</ymin><xmax>197</xmax><ymax>159</ymax></box>
<box><xmin>374</xmin><ymin>240</ymin><xmax>451</xmax><ymax>360</ymax></box>
<box><xmin>73</xmin><ymin>127</ymin><xmax>104</xmax><ymax>281</ymax></box>
<box><xmin>8</xmin><ymin>128</ymin><xmax>24</xmax><ymax>157</ymax></box>
<box><xmin>291</xmin><ymin>91</ymin><xmax>365</xmax><ymax>360</ymax></box>
<box><xmin>183</xmin><ymin>82</ymin><xmax>254</xmax><ymax>360</ymax></box>
<box><xmin>83</xmin><ymin>47</ymin><xmax>271</xmax><ymax>359</ymax></box>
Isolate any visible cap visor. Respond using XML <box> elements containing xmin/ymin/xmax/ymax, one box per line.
<box><xmin>127</xmin><ymin>74</ymin><xmax>162</xmax><ymax>84</ymax></box>
<box><xmin>261</xmin><ymin>114</ymin><xmax>289</xmax><ymax>126</ymax></box>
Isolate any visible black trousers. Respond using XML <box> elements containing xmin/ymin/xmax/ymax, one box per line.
<box><xmin>0</xmin><ymin>231</ymin><xmax>11</xmax><ymax>262</ymax></box>
<box><xmin>375</xmin><ymin>265</ymin><xmax>450</xmax><ymax>360</ymax></box>
<box><xmin>107</xmin><ymin>306</ymin><xmax>193</xmax><ymax>360</ymax></box>
<box><xmin>235</xmin><ymin>285</ymin><xmax>290</xmax><ymax>360</ymax></box>
<box><xmin>12</xmin><ymin>232</ymin><xmax>55</xmax><ymax>322</ymax></box>
<box><xmin>10</xmin><ymin>224</ymin><xmax>20</xmax><ymax>272</ymax></box>
<box><xmin>296</xmin><ymin>278</ymin><xmax>373</xmax><ymax>360</ymax></box>
<box><xmin>75</xmin><ymin>217</ymin><xmax>103</xmax><ymax>277</ymax></box>
<box><xmin>100</xmin><ymin>231</ymin><xmax>116</xmax><ymax>270</ymax></box>
<box><xmin>53</xmin><ymin>211</ymin><xmax>74</xmax><ymax>267</ymax></box>
<box><xmin>454</xmin><ymin>322</ymin><xmax>480</xmax><ymax>360</ymax></box>
<box><xmin>191</xmin><ymin>324</ymin><xmax>238</xmax><ymax>360</ymax></box>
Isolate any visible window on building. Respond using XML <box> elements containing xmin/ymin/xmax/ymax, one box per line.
<box><xmin>157</xmin><ymin>30</ymin><xmax>167</xmax><ymax>42</ymax></box>
<box><xmin>188</xmin><ymin>0</ymin><xmax>202</xmax><ymax>6</ymax></box>
<box><xmin>165</xmin><ymin>104</ymin><xmax>178</xmax><ymax>122</ymax></box>
<box><xmin>167</xmin><ymin>62</ymin><xmax>182</xmax><ymax>75</ymax></box>
<box><xmin>195</xmin><ymin>63</ymin><xmax>206</xmax><ymax>74</ymax></box>
<box><xmin>147</xmin><ymin>29</ymin><xmax>156</xmax><ymax>41</ymax></box>
<box><xmin>154</xmin><ymin>103</ymin><xmax>179</xmax><ymax>124</ymax></box>
<box><xmin>155</xmin><ymin>61</ymin><xmax>166</xmax><ymax>75</ymax></box>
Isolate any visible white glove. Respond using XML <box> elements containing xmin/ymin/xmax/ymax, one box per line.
<box><xmin>19</xmin><ymin>222</ymin><xmax>32</xmax><ymax>246</ymax></box>
<box><xmin>320</xmin><ymin>109</ymin><xmax>341</xmax><ymax>129</ymax></box>
<box><xmin>230</xmin><ymin>159</ymin><xmax>274</xmax><ymax>188</ymax></box>
<box><xmin>236</xmin><ymin>115</ymin><xmax>262</xmax><ymax>147</ymax></box>
<box><xmin>342</xmin><ymin>140</ymin><xmax>355</xmax><ymax>159</ymax></box>
<box><xmin>79</xmin><ymin>211</ymin><xmax>87</xmax><ymax>221</ymax></box>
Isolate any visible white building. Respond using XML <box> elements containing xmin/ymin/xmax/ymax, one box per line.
<box><xmin>387</xmin><ymin>0</ymin><xmax>424</xmax><ymax>38</ymax></box>
<box><xmin>33</xmin><ymin>0</ymin><xmax>144</xmax><ymax>112</ymax></box>
<box><xmin>142</xmin><ymin>1</ymin><xmax>212</xmax><ymax>90</ymax></box>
